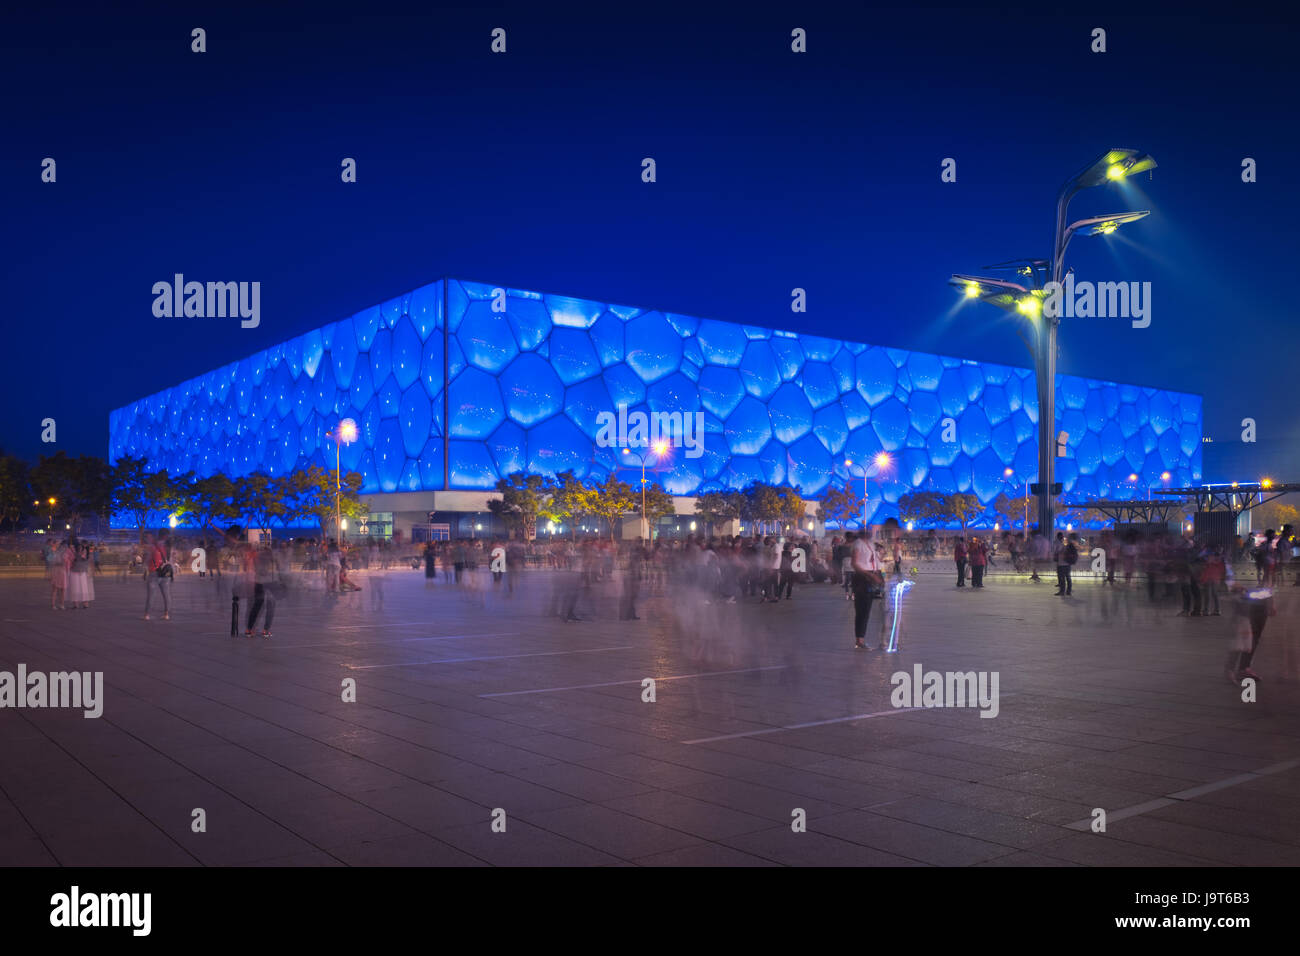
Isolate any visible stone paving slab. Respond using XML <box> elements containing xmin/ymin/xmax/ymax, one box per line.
<box><xmin>1</xmin><ymin>567</ymin><xmax>1297</xmax><ymax>866</ymax></box>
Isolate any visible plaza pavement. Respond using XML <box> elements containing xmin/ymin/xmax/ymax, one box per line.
<box><xmin>1</xmin><ymin>562</ymin><xmax>1298</xmax><ymax>867</ymax></box>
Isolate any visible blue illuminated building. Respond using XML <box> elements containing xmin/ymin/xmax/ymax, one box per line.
<box><xmin>110</xmin><ymin>278</ymin><xmax>1202</xmax><ymax>534</ymax></box>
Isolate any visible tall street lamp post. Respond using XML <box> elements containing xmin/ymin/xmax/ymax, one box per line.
<box><xmin>623</xmin><ymin>440</ymin><xmax>670</xmax><ymax>540</ymax></box>
<box><xmin>325</xmin><ymin>419</ymin><xmax>358</xmax><ymax>543</ymax></box>
<box><xmin>951</xmin><ymin>148</ymin><xmax>1157</xmax><ymax>535</ymax></box>
<box><xmin>845</xmin><ymin>452</ymin><xmax>893</xmax><ymax>529</ymax></box>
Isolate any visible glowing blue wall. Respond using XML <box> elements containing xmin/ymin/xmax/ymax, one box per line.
<box><xmin>110</xmin><ymin>278</ymin><xmax>1203</xmax><ymax>522</ymax></box>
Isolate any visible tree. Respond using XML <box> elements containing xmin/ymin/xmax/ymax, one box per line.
<box><xmin>898</xmin><ymin>490</ymin><xmax>946</xmax><ymax>528</ymax></box>
<box><xmin>233</xmin><ymin>472</ymin><xmax>287</xmax><ymax>539</ymax></box>
<box><xmin>487</xmin><ymin>472</ymin><xmax>553</xmax><ymax>540</ymax></box>
<box><xmin>635</xmin><ymin>485</ymin><xmax>676</xmax><ymax>536</ymax></box>
<box><xmin>695</xmin><ymin>490</ymin><xmax>742</xmax><ymax>536</ymax></box>
<box><xmin>34</xmin><ymin>452</ymin><xmax>112</xmax><ymax>534</ymax></box>
<box><xmin>996</xmin><ymin>491</ymin><xmax>1037</xmax><ymax>531</ymax></box>
<box><xmin>545</xmin><ymin>470</ymin><xmax>592</xmax><ymax>539</ymax></box>
<box><xmin>941</xmin><ymin>493</ymin><xmax>984</xmax><ymax>533</ymax></box>
<box><xmin>741</xmin><ymin>481</ymin><xmax>784</xmax><ymax>535</ymax></box>
<box><xmin>294</xmin><ymin>465</ymin><xmax>364</xmax><ymax>538</ymax></box>
<box><xmin>587</xmin><ymin>474</ymin><xmax>636</xmax><ymax>540</ymax></box>
<box><xmin>817</xmin><ymin>483</ymin><xmax>859</xmax><ymax>530</ymax></box>
<box><xmin>111</xmin><ymin>455</ymin><xmax>168</xmax><ymax>538</ymax></box>
<box><xmin>0</xmin><ymin>452</ymin><xmax>32</xmax><ymax>532</ymax></box>
<box><xmin>1253</xmin><ymin>498</ymin><xmax>1299</xmax><ymax>532</ymax></box>
<box><xmin>183</xmin><ymin>474</ymin><xmax>238</xmax><ymax>536</ymax></box>
<box><xmin>776</xmin><ymin>486</ymin><xmax>806</xmax><ymax>533</ymax></box>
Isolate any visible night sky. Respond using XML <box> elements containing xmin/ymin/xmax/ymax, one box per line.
<box><xmin>4</xmin><ymin>3</ymin><xmax>1296</xmax><ymax>477</ymax></box>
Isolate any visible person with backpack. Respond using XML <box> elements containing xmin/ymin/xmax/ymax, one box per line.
<box><xmin>143</xmin><ymin>531</ymin><xmax>173</xmax><ymax>621</ymax></box>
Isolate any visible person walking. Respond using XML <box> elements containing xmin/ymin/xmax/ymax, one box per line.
<box><xmin>779</xmin><ymin>541</ymin><xmax>795</xmax><ymax>600</ymax></box>
<box><xmin>954</xmin><ymin>536</ymin><xmax>968</xmax><ymax>588</ymax></box>
<box><xmin>245</xmin><ymin>544</ymin><xmax>278</xmax><ymax>638</ymax></box>
<box><xmin>1055</xmin><ymin>533</ymin><xmax>1078</xmax><ymax>596</ymax></box>
<box><xmin>851</xmin><ymin>530</ymin><xmax>884</xmax><ymax>650</ymax></box>
<box><xmin>325</xmin><ymin>540</ymin><xmax>341</xmax><ymax>593</ymax></box>
<box><xmin>836</xmin><ymin>535</ymin><xmax>854</xmax><ymax>600</ymax></box>
<box><xmin>423</xmin><ymin>541</ymin><xmax>437</xmax><ymax>588</ymax></box>
<box><xmin>1200</xmin><ymin>544</ymin><xmax>1225</xmax><ymax>616</ymax></box>
<box><xmin>84</xmin><ymin>542</ymin><xmax>96</xmax><ymax>605</ymax></box>
<box><xmin>968</xmin><ymin>536</ymin><xmax>987</xmax><ymax>589</ymax></box>
<box><xmin>67</xmin><ymin>542</ymin><xmax>91</xmax><ymax>608</ymax></box>
<box><xmin>1226</xmin><ymin>578</ymin><xmax>1273</xmax><ymax>683</ymax></box>
<box><xmin>48</xmin><ymin>539</ymin><xmax>69</xmax><ymax>610</ymax></box>
<box><xmin>143</xmin><ymin>532</ymin><xmax>173</xmax><ymax>621</ymax></box>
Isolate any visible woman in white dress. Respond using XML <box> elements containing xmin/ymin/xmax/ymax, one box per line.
<box><xmin>67</xmin><ymin>543</ymin><xmax>90</xmax><ymax>608</ymax></box>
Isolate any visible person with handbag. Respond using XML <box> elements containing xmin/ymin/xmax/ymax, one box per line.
<box><xmin>143</xmin><ymin>532</ymin><xmax>173</xmax><ymax>621</ymax></box>
<box><xmin>850</xmin><ymin>530</ymin><xmax>884</xmax><ymax>650</ymax></box>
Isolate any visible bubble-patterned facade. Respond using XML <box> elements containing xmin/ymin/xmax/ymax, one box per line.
<box><xmin>109</xmin><ymin>278</ymin><xmax>1202</xmax><ymax>523</ymax></box>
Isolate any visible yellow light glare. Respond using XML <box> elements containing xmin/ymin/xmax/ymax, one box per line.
<box><xmin>653</xmin><ymin>440</ymin><xmax>669</xmax><ymax>456</ymax></box>
<box><xmin>873</xmin><ymin>452</ymin><xmax>892</xmax><ymax>469</ymax></box>
<box><xmin>1016</xmin><ymin>297</ymin><xmax>1041</xmax><ymax>317</ymax></box>
<box><xmin>1107</xmin><ymin>163</ymin><xmax>1126</xmax><ymax>180</ymax></box>
<box><xmin>964</xmin><ymin>282</ymin><xmax>980</xmax><ymax>299</ymax></box>
<box><xmin>1262</xmin><ymin>478</ymin><xmax>1273</xmax><ymax>489</ymax></box>
<box><xmin>1161</xmin><ymin>471</ymin><xmax>1171</xmax><ymax>481</ymax></box>
<box><xmin>1098</xmin><ymin>222</ymin><xmax>1118</xmax><ymax>235</ymax></box>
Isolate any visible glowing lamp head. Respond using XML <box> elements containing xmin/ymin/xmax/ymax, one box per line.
<box><xmin>338</xmin><ymin>418</ymin><xmax>358</xmax><ymax>444</ymax></box>
<box><xmin>1106</xmin><ymin>163</ymin><xmax>1126</xmax><ymax>181</ymax></box>
<box><xmin>1128</xmin><ymin>473</ymin><xmax>1139</xmax><ymax>482</ymax></box>
<box><xmin>873</xmin><ymin>452</ymin><xmax>892</xmax><ymax>470</ymax></box>
<box><xmin>1161</xmin><ymin>471</ymin><xmax>1171</xmax><ymax>482</ymax></box>
<box><xmin>1262</xmin><ymin>478</ymin><xmax>1273</xmax><ymax>489</ymax></box>
<box><xmin>1016</xmin><ymin>297</ymin><xmax>1041</xmax><ymax>318</ymax></box>
<box><xmin>48</xmin><ymin>497</ymin><xmax>56</xmax><ymax>506</ymax></box>
<box><xmin>653</xmin><ymin>440</ymin><xmax>669</xmax><ymax>456</ymax></box>
<box><xmin>1004</xmin><ymin>468</ymin><xmax>1014</xmax><ymax>477</ymax></box>
<box><xmin>963</xmin><ymin>282</ymin><xmax>980</xmax><ymax>299</ymax></box>
<box><xmin>1097</xmin><ymin>222</ymin><xmax>1119</xmax><ymax>235</ymax></box>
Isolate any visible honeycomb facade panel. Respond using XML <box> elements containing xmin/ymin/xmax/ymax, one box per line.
<box><xmin>110</xmin><ymin>278</ymin><xmax>1202</xmax><ymax>526</ymax></box>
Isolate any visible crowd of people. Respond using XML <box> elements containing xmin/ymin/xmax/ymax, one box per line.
<box><xmin>37</xmin><ymin>518</ymin><xmax>1298</xmax><ymax>684</ymax></box>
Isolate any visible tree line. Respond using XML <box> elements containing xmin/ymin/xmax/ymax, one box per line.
<box><xmin>488</xmin><ymin>471</ymin><xmax>809</xmax><ymax>540</ymax></box>
<box><xmin>0</xmin><ymin>449</ymin><xmax>365</xmax><ymax>540</ymax></box>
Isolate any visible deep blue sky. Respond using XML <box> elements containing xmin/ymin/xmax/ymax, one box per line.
<box><xmin>4</xmin><ymin>2</ymin><xmax>1296</xmax><ymax>476</ymax></box>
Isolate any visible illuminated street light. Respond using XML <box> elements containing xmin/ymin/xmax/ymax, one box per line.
<box><xmin>624</xmin><ymin>441</ymin><xmax>671</xmax><ymax>540</ymax></box>
<box><xmin>951</xmin><ymin>148</ymin><xmax>1157</xmax><ymax>534</ymax></box>
<box><xmin>325</xmin><ymin>418</ymin><xmax>358</xmax><ymax>543</ymax></box>
<box><xmin>846</xmin><ymin>453</ymin><xmax>893</xmax><ymax>528</ymax></box>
